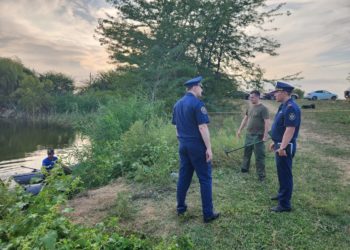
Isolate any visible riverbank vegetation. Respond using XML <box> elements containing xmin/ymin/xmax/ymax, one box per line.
<box><xmin>3</xmin><ymin>0</ymin><xmax>349</xmax><ymax>249</ymax></box>
<box><xmin>71</xmin><ymin>99</ymin><xmax>349</xmax><ymax>249</ymax></box>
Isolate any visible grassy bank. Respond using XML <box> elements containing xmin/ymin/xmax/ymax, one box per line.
<box><xmin>2</xmin><ymin>98</ymin><xmax>349</xmax><ymax>249</ymax></box>
<box><xmin>68</xmin><ymin>99</ymin><xmax>349</xmax><ymax>249</ymax></box>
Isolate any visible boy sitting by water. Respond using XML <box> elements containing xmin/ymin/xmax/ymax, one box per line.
<box><xmin>42</xmin><ymin>148</ymin><xmax>71</xmax><ymax>174</ymax></box>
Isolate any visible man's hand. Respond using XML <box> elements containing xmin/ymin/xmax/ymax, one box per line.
<box><xmin>269</xmin><ymin>142</ymin><xmax>275</xmax><ymax>152</ymax></box>
<box><xmin>276</xmin><ymin>148</ymin><xmax>287</xmax><ymax>157</ymax></box>
<box><xmin>206</xmin><ymin>148</ymin><xmax>213</xmax><ymax>162</ymax></box>
<box><xmin>236</xmin><ymin>130</ymin><xmax>241</xmax><ymax>138</ymax></box>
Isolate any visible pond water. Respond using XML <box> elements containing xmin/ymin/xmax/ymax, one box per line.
<box><xmin>0</xmin><ymin>119</ymin><xmax>86</xmax><ymax>179</ymax></box>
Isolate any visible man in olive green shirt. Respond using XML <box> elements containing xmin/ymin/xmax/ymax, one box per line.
<box><xmin>236</xmin><ymin>90</ymin><xmax>270</xmax><ymax>181</ymax></box>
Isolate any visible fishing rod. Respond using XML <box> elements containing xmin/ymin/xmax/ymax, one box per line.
<box><xmin>20</xmin><ymin>165</ymin><xmax>40</xmax><ymax>172</ymax></box>
<box><xmin>224</xmin><ymin>140</ymin><xmax>264</xmax><ymax>156</ymax></box>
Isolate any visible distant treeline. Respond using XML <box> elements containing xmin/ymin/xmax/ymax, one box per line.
<box><xmin>0</xmin><ymin>57</ymin><xmax>100</xmax><ymax>116</ymax></box>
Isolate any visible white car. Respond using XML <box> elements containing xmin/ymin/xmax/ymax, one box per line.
<box><xmin>305</xmin><ymin>90</ymin><xmax>338</xmax><ymax>100</ymax></box>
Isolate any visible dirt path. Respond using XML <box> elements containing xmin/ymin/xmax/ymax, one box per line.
<box><xmin>67</xmin><ymin>179</ymin><xmax>129</xmax><ymax>225</ymax></box>
<box><xmin>66</xmin><ymin>178</ymin><xmax>181</xmax><ymax>235</ymax></box>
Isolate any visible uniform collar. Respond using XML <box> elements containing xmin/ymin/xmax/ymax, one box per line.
<box><xmin>282</xmin><ymin>98</ymin><xmax>293</xmax><ymax>107</ymax></box>
<box><xmin>186</xmin><ymin>92</ymin><xmax>196</xmax><ymax>97</ymax></box>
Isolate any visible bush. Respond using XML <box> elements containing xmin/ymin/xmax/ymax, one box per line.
<box><xmin>75</xmin><ymin>116</ymin><xmax>179</xmax><ymax>188</ymax></box>
<box><xmin>0</xmin><ymin>168</ymin><xmax>155</xmax><ymax>249</ymax></box>
<box><xmin>73</xmin><ymin>142</ymin><xmax>121</xmax><ymax>188</ymax></box>
<box><xmin>118</xmin><ymin>118</ymin><xmax>178</xmax><ymax>185</ymax></box>
<box><xmin>87</xmin><ymin>96</ymin><xmax>162</xmax><ymax>143</ymax></box>
<box><xmin>74</xmin><ymin>97</ymin><xmax>168</xmax><ymax>188</ymax></box>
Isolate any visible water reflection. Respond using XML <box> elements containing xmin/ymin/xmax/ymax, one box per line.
<box><xmin>0</xmin><ymin>119</ymin><xmax>75</xmax><ymax>161</ymax></box>
<box><xmin>0</xmin><ymin>119</ymin><xmax>85</xmax><ymax>179</ymax></box>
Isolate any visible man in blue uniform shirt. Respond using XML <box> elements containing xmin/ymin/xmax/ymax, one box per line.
<box><xmin>269</xmin><ymin>81</ymin><xmax>301</xmax><ymax>212</ymax></box>
<box><xmin>172</xmin><ymin>76</ymin><xmax>220</xmax><ymax>223</ymax></box>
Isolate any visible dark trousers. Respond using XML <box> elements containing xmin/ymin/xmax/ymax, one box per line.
<box><xmin>274</xmin><ymin>142</ymin><xmax>296</xmax><ymax>209</ymax></box>
<box><xmin>177</xmin><ymin>141</ymin><xmax>214</xmax><ymax>218</ymax></box>
<box><xmin>241</xmin><ymin>134</ymin><xmax>266</xmax><ymax>179</ymax></box>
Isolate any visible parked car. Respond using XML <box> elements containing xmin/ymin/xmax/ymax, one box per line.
<box><xmin>304</xmin><ymin>90</ymin><xmax>337</xmax><ymax>100</ymax></box>
<box><xmin>262</xmin><ymin>91</ymin><xmax>299</xmax><ymax>100</ymax></box>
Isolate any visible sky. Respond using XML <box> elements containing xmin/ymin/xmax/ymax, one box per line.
<box><xmin>0</xmin><ymin>0</ymin><xmax>349</xmax><ymax>97</ymax></box>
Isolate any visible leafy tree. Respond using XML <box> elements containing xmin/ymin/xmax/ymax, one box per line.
<box><xmin>12</xmin><ymin>75</ymin><xmax>53</xmax><ymax>115</ymax></box>
<box><xmin>96</xmin><ymin>0</ymin><xmax>287</xmax><ymax>103</ymax></box>
<box><xmin>39</xmin><ymin>72</ymin><xmax>74</xmax><ymax>95</ymax></box>
<box><xmin>0</xmin><ymin>57</ymin><xmax>35</xmax><ymax>106</ymax></box>
<box><xmin>86</xmin><ymin>68</ymin><xmax>143</xmax><ymax>94</ymax></box>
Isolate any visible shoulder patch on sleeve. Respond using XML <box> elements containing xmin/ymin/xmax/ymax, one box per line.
<box><xmin>201</xmin><ymin>106</ymin><xmax>208</xmax><ymax>115</ymax></box>
<box><xmin>288</xmin><ymin>112</ymin><xmax>296</xmax><ymax>121</ymax></box>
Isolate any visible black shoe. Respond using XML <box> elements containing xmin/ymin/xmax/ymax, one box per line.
<box><xmin>270</xmin><ymin>206</ymin><xmax>291</xmax><ymax>213</ymax></box>
<box><xmin>241</xmin><ymin>168</ymin><xmax>249</xmax><ymax>173</ymax></box>
<box><xmin>270</xmin><ymin>195</ymin><xmax>279</xmax><ymax>201</ymax></box>
<box><xmin>204</xmin><ymin>212</ymin><xmax>220</xmax><ymax>223</ymax></box>
<box><xmin>258</xmin><ymin>177</ymin><xmax>265</xmax><ymax>182</ymax></box>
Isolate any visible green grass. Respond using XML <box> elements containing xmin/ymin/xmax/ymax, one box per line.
<box><xmin>66</xmin><ymin>99</ymin><xmax>350</xmax><ymax>249</ymax></box>
<box><xmin>129</xmin><ymin>100</ymin><xmax>350</xmax><ymax>249</ymax></box>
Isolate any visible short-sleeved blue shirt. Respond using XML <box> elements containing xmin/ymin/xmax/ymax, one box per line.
<box><xmin>271</xmin><ymin>98</ymin><xmax>301</xmax><ymax>143</ymax></box>
<box><xmin>42</xmin><ymin>156</ymin><xmax>58</xmax><ymax>170</ymax></box>
<box><xmin>172</xmin><ymin>92</ymin><xmax>209</xmax><ymax>142</ymax></box>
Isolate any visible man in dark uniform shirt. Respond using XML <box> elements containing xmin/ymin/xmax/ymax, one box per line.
<box><xmin>172</xmin><ymin>76</ymin><xmax>220</xmax><ymax>223</ymax></box>
<box><xmin>269</xmin><ymin>81</ymin><xmax>301</xmax><ymax>212</ymax></box>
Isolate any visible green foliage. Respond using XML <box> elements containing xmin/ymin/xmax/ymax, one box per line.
<box><xmin>85</xmin><ymin>68</ymin><xmax>144</xmax><ymax>96</ymax></box>
<box><xmin>51</xmin><ymin>91</ymin><xmax>112</xmax><ymax>114</ymax></box>
<box><xmin>87</xmin><ymin>96</ymin><xmax>162</xmax><ymax>143</ymax></box>
<box><xmin>39</xmin><ymin>72</ymin><xmax>74</xmax><ymax>95</ymax></box>
<box><xmin>0</xmin><ymin>57</ymin><xmax>107</xmax><ymax>117</ymax></box>
<box><xmin>112</xmin><ymin>191</ymin><xmax>136</xmax><ymax>220</ymax></box>
<box><xmin>119</xmin><ymin>118</ymin><xmax>178</xmax><ymax>185</ymax></box>
<box><xmin>100</xmin><ymin>0</ymin><xmax>283</xmax><ymax>72</ymax></box>
<box><xmin>74</xmin><ymin>97</ymin><xmax>168</xmax><ymax>187</ymax></box>
<box><xmin>97</xmin><ymin>0</ymin><xmax>286</xmax><ymax>104</ymax></box>
<box><xmin>12</xmin><ymin>75</ymin><xmax>53</xmax><ymax>115</ymax></box>
<box><xmin>293</xmin><ymin>88</ymin><xmax>305</xmax><ymax>98</ymax></box>
<box><xmin>155</xmin><ymin>235</ymin><xmax>194</xmax><ymax>250</ymax></box>
<box><xmin>0</xmin><ymin>57</ymin><xmax>35</xmax><ymax>107</ymax></box>
<box><xmin>0</xmin><ymin>168</ymin><xmax>156</xmax><ymax>249</ymax></box>
<box><xmin>73</xmin><ymin>141</ymin><xmax>122</xmax><ymax>188</ymax></box>
<box><xmin>75</xmin><ymin>114</ymin><xmax>178</xmax><ymax>188</ymax></box>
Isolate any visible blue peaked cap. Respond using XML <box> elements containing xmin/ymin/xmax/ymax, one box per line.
<box><xmin>273</xmin><ymin>81</ymin><xmax>294</xmax><ymax>93</ymax></box>
<box><xmin>184</xmin><ymin>76</ymin><xmax>203</xmax><ymax>87</ymax></box>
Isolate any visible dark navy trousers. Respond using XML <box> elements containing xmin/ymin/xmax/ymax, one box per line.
<box><xmin>177</xmin><ymin>140</ymin><xmax>214</xmax><ymax>218</ymax></box>
<box><xmin>274</xmin><ymin>142</ymin><xmax>297</xmax><ymax>209</ymax></box>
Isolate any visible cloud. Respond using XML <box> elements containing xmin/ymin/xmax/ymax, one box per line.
<box><xmin>0</xmin><ymin>0</ymin><xmax>349</xmax><ymax>97</ymax></box>
<box><xmin>255</xmin><ymin>0</ymin><xmax>350</xmax><ymax>97</ymax></box>
<box><xmin>0</xmin><ymin>0</ymin><xmax>114</xmax><ymax>82</ymax></box>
